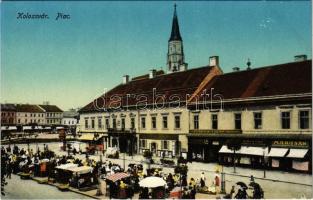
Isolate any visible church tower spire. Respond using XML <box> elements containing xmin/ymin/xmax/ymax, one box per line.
<box><xmin>167</xmin><ymin>4</ymin><xmax>187</xmax><ymax>73</ymax></box>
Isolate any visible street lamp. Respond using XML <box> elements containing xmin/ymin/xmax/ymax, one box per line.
<box><xmin>263</xmin><ymin>147</ymin><xmax>267</xmax><ymax>178</ymax></box>
<box><xmin>220</xmin><ymin>165</ymin><xmax>226</xmax><ymax>194</ymax></box>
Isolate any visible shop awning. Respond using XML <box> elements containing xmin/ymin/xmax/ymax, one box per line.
<box><xmin>286</xmin><ymin>149</ymin><xmax>308</xmax><ymax>158</ymax></box>
<box><xmin>1</xmin><ymin>127</ymin><xmax>6</xmax><ymax>131</ymax></box>
<box><xmin>106</xmin><ymin>172</ymin><xmax>130</xmax><ymax>182</ymax></box>
<box><xmin>79</xmin><ymin>133</ymin><xmax>104</xmax><ymax>141</ymax></box>
<box><xmin>56</xmin><ymin>127</ymin><xmax>64</xmax><ymax>130</ymax></box>
<box><xmin>267</xmin><ymin>148</ymin><xmax>288</xmax><ymax>157</ymax></box>
<box><xmin>8</xmin><ymin>126</ymin><xmax>17</xmax><ymax>130</ymax></box>
<box><xmin>67</xmin><ymin>166</ymin><xmax>93</xmax><ymax>174</ymax></box>
<box><xmin>238</xmin><ymin>146</ymin><xmax>268</xmax><ymax>156</ymax></box>
<box><xmin>44</xmin><ymin>127</ymin><xmax>51</xmax><ymax>129</ymax></box>
<box><xmin>219</xmin><ymin>145</ymin><xmax>237</xmax><ymax>154</ymax></box>
<box><xmin>56</xmin><ymin>163</ymin><xmax>78</xmax><ymax>170</ymax></box>
<box><xmin>23</xmin><ymin>126</ymin><xmax>32</xmax><ymax>130</ymax></box>
<box><xmin>37</xmin><ymin>126</ymin><xmax>43</xmax><ymax>130</ymax></box>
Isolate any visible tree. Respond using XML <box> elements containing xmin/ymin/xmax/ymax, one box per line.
<box><xmin>226</xmin><ymin>138</ymin><xmax>242</xmax><ymax>173</ymax></box>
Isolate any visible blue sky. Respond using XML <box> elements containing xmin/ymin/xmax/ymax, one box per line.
<box><xmin>1</xmin><ymin>1</ymin><xmax>311</xmax><ymax>110</ymax></box>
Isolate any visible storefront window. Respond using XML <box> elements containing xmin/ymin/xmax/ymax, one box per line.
<box><xmin>212</xmin><ymin>114</ymin><xmax>218</xmax><ymax>129</ymax></box>
<box><xmin>281</xmin><ymin>111</ymin><xmax>290</xmax><ymax>129</ymax></box>
<box><xmin>141</xmin><ymin>117</ymin><xmax>146</xmax><ymax>129</ymax></box>
<box><xmin>234</xmin><ymin>113</ymin><xmax>241</xmax><ymax>129</ymax></box>
<box><xmin>254</xmin><ymin>112</ymin><xmax>262</xmax><ymax>129</ymax></box>
<box><xmin>162</xmin><ymin>140</ymin><xmax>168</xmax><ymax>150</ymax></box>
<box><xmin>140</xmin><ymin>139</ymin><xmax>146</xmax><ymax>148</ymax></box>
<box><xmin>151</xmin><ymin>116</ymin><xmax>157</xmax><ymax>129</ymax></box>
<box><xmin>299</xmin><ymin>110</ymin><xmax>309</xmax><ymax>129</ymax></box>
<box><xmin>194</xmin><ymin>115</ymin><xmax>199</xmax><ymax>129</ymax></box>
<box><xmin>175</xmin><ymin>115</ymin><xmax>180</xmax><ymax>129</ymax></box>
<box><xmin>162</xmin><ymin>116</ymin><xmax>168</xmax><ymax>129</ymax></box>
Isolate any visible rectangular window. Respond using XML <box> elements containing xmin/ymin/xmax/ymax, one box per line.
<box><xmin>151</xmin><ymin>116</ymin><xmax>156</xmax><ymax>129</ymax></box>
<box><xmin>140</xmin><ymin>139</ymin><xmax>146</xmax><ymax>148</ymax></box>
<box><xmin>131</xmin><ymin>118</ymin><xmax>135</xmax><ymax>129</ymax></box>
<box><xmin>121</xmin><ymin>118</ymin><xmax>125</xmax><ymax>130</ymax></box>
<box><xmin>162</xmin><ymin>140</ymin><xmax>168</xmax><ymax>150</ymax></box>
<box><xmin>281</xmin><ymin>111</ymin><xmax>290</xmax><ymax>129</ymax></box>
<box><xmin>162</xmin><ymin>116</ymin><xmax>168</xmax><ymax>129</ymax></box>
<box><xmin>98</xmin><ymin>118</ymin><xmax>102</xmax><ymax>129</ymax></box>
<box><xmin>254</xmin><ymin>112</ymin><xmax>262</xmax><ymax>129</ymax></box>
<box><xmin>18</xmin><ymin>119</ymin><xmax>20</xmax><ymax>124</ymax></box>
<box><xmin>85</xmin><ymin>119</ymin><xmax>88</xmax><ymax>129</ymax></box>
<box><xmin>113</xmin><ymin>119</ymin><xmax>117</xmax><ymax>129</ymax></box>
<box><xmin>91</xmin><ymin>119</ymin><xmax>95</xmax><ymax>129</ymax></box>
<box><xmin>299</xmin><ymin>110</ymin><xmax>309</xmax><ymax>129</ymax></box>
<box><xmin>212</xmin><ymin>114</ymin><xmax>218</xmax><ymax>129</ymax></box>
<box><xmin>25</xmin><ymin>119</ymin><xmax>27</xmax><ymax>123</ymax></box>
<box><xmin>30</xmin><ymin>114</ymin><xmax>32</xmax><ymax>117</ymax></box>
<box><xmin>235</xmin><ymin>113</ymin><xmax>242</xmax><ymax>129</ymax></box>
<box><xmin>141</xmin><ymin>117</ymin><xmax>146</xmax><ymax>129</ymax></box>
<box><xmin>106</xmin><ymin>118</ymin><xmax>110</xmax><ymax>129</ymax></box>
<box><xmin>194</xmin><ymin>115</ymin><xmax>199</xmax><ymax>129</ymax></box>
<box><xmin>175</xmin><ymin>115</ymin><xmax>180</xmax><ymax>129</ymax></box>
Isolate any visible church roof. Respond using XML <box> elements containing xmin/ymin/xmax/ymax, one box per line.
<box><xmin>169</xmin><ymin>5</ymin><xmax>182</xmax><ymax>42</ymax></box>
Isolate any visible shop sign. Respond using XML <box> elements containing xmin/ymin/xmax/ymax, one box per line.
<box><xmin>212</xmin><ymin>141</ymin><xmax>219</xmax><ymax>145</ymax></box>
<box><xmin>242</xmin><ymin>140</ymin><xmax>264</xmax><ymax>146</ymax></box>
<box><xmin>272</xmin><ymin>140</ymin><xmax>308</xmax><ymax>147</ymax></box>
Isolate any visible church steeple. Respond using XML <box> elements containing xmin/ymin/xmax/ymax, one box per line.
<box><xmin>167</xmin><ymin>4</ymin><xmax>188</xmax><ymax>73</ymax></box>
<box><xmin>169</xmin><ymin>4</ymin><xmax>182</xmax><ymax>42</ymax></box>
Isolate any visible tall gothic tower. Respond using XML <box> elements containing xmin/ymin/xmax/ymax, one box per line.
<box><xmin>167</xmin><ymin>4</ymin><xmax>188</xmax><ymax>73</ymax></box>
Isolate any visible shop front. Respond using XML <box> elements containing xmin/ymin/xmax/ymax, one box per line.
<box><xmin>139</xmin><ymin>134</ymin><xmax>179</xmax><ymax>158</ymax></box>
<box><xmin>107</xmin><ymin>128</ymin><xmax>137</xmax><ymax>155</ymax></box>
<box><xmin>187</xmin><ymin>137</ymin><xmax>221</xmax><ymax>162</ymax></box>
<box><xmin>188</xmin><ymin>134</ymin><xmax>311</xmax><ymax>172</ymax></box>
<box><xmin>268</xmin><ymin>140</ymin><xmax>311</xmax><ymax>172</ymax></box>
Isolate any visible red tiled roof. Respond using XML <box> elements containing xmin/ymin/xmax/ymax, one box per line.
<box><xmin>132</xmin><ymin>70</ymin><xmax>165</xmax><ymax>81</ymax></box>
<box><xmin>80</xmin><ymin>66</ymin><xmax>214</xmax><ymax>112</ymax></box>
<box><xmin>1</xmin><ymin>104</ymin><xmax>17</xmax><ymax>111</ymax></box>
<box><xmin>39</xmin><ymin>105</ymin><xmax>63</xmax><ymax>112</ymax></box>
<box><xmin>16</xmin><ymin>104</ymin><xmax>45</xmax><ymax>113</ymax></box>
<box><xmin>192</xmin><ymin>60</ymin><xmax>311</xmax><ymax>101</ymax></box>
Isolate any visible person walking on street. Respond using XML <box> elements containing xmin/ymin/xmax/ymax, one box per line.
<box><xmin>200</xmin><ymin>172</ymin><xmax>206</xmax><ymax>187</ymax></box>
<box><xmin>214</xmin><ymin>173</ymin><xmax>220</xmax><ymax>194</ymax></box>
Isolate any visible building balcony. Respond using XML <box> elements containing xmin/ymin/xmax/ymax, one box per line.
<box><xmin>190</xmin><ymin>129</ymin><xmax>242</xmax><ymax>134</ymax></box>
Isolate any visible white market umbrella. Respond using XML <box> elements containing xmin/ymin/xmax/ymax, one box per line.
<box><xmin>139</xmin><ymin>176</ymin><xmax>166</xmax><ymax>188</ymax></box>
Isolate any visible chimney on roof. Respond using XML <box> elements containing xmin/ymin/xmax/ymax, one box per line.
<box><xmin>149</xmin><ymin>69</ymin><xmax>157</xmax><ymax>79</ymax></box>
<box><xmin>232</xmin><ymin>67</ymin><xmax>240</xmax><ymax>72</ymax></box>
<box><xmin>122</xmin><ymin>75</ymin><xmax>129</xmax><ymax>84</ymax></box>
<box><xmin>209</xmin><ymin>56</ymin><xmax>219</xmax><ymax>67</ymax></box>
<box><xmin>294</xmin><ymin>55</ymin><xmax>307</xmax><ymax>62</ymax></box>
<box><xmin>246</xmin><ymin>58</ymin><xmax>251</xmax><ymax>70</ymax></box>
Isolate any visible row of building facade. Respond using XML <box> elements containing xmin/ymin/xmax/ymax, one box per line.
<box><xmin>78</xmin><ymin>6</ymin><xmax>312</xmax><ymax>172</ymax></box>
<box><xmin>1</xmin><ymin>104</ymin><xmax>79</xmax><ymax>132</ymax></box>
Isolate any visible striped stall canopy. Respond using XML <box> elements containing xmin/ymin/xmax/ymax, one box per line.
<box><xmin>106</xmin><ymin>172</ymin><xmax>130</xmax><ymax>182</ymax></box>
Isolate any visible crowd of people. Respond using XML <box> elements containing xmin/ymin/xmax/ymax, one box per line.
<box><xmin>1</xmin><ymin>144</ymin><xmax>263</xmax><ymax>199</ymax></box>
